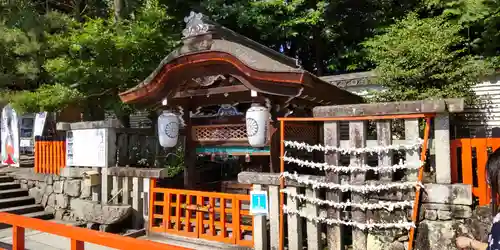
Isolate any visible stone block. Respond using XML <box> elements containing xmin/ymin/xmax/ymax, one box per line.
<box><xmin>54</xmin><ymin>194</ymin><xmax>69</xmax><ymax>209</ymax></box>
<box><xmin>45</xmin><ymin>206</ymin><xmax>55</xmax><ymax>214</ymax></box>
<box><xmin>56</xmin><ymin>122</ymin><xmax>71</xmax><ymax>131</ymax></box>
<box><xmin>422</xmin><ymin>184</ymin><xmax>472</xmax><ymax>205</ymax></box>
<box><xmin>64</xmin><ymin>120</ymin><xmax>122</xmax><ymax>130</ymax></box>
<box><xmin>64</xmin><ymin>180</ymin><xmax>81</xmax><ymax>197</ymax></box>
<box><xmin>422</xmin><ymin>203</ymin><xmax>472</xmax><ymax>219</ymax></box>
<box><xmin>37</xmin><ymin>182</ymin><xmax>47</xmax><ymax>191</ymax></box>
<box><xmin>29</xmin><ymin>187</ymin><xmax>44</xmax><ymax>204</ymax></box>
<box><xmin>55</xmin><ymin>209</ymin><xmax>66</xmax><ymax>220</ymax></box>
<box><xmin>313</xmin><ymin>99</ymin><xmax>464</xmax><ymax>117</ymax></box>
<box><xmin>45</xmin><ymin>175</ymin><xmax>53</xmax><ymax>185</ymax></box>
<box><xmin>424</xmin><ymin>210</ymin><xmax>438</xmax><ymax>220</ymax></box>
<box><xmin>20</xmin><ymin>183</ymin><xmax>28</xmax><ymax>189</ymax></box>
<box><xmin>80</xmin><ymin>179</ymin><xmax>92</xmax><ymax>199</ymax></box>
<box><xmin>45</xmin><ymin>185</ymin><xmax>54</xmax><ymax>195</ymax></box>
<box><xmin>60</xmin><ymin>168</ymin><xmax>93</xmax><ymax>178</ymax></box>
<box><xmin>463</xmin><ymin>206</ymin><xmax>491</xmax><ymax>242</ymax></box>
<box><xmin>389</xmin><ymin>241</ymin><xmax>405</xmax><ymax>250</ymax></box>
<box><xmin>367</xmin><ymin>209</ymin><xmax>408</xmax><ymax>248</ymax></box>
<box><xmin>70</xmin><ymin>199</ymin><xmax>132</xmax><ymax>225</ymax></box>
<box><xmin>437</xmin><ymin>210</ymin><xmax>452</xmax><ymax>220</ymax></box>
<box><xmin>107</xmin><ymin>167</ymin><xmax>167</xmax><ymax>178</ymax></box>
<box><xmin>53</xmin><ymin>181</ymin><xmax>64</xmax><ymax>194</ymax></box>
<box><xmin>415</xmin><ymin>220</ymin><xmax>465</xmax><ymax>250</ymax></box>
<box><xmin>41</xmin><ymin>194</ymin><xmax>49</xmax><ymax>207</ymax></box>
<box><xmin>47</xmin><ymin>194</ymin><xmax>56</xmax><ymax>207</ymax></box>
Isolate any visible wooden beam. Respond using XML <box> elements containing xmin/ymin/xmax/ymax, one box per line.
<box><xmin>173</xmin><ymin>85</ymin><xmax>249</xmax><ymax>98</ymax></box>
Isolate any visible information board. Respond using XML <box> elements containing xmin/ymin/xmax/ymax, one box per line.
<box><xmin>250</xmin><ymin>190</ymin><xmax>268</xmax><ymax>216</ymax></box>
<box><xmin>66</xmin><ymin>129</ymin><xmax>107</xmax><ymax>167</ymax></box>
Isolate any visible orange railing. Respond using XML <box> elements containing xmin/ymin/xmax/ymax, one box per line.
<box><xmin>450</xmin><ymin>138</ymin><xmax>500</xmax><ymax>205</ymax></box>
<box><xmin>150</xmin><ymin>185</ymin><xmax>253</xmax><ymax>247</ymax></box>
<box><xmin>34</xmin><ymin>136</ymin><xmax>66</xmax><ymax>174</ymax></box>
<box><xmin>0</xmin><ymin>212</ymin><xmax>192</xmax><ymax>250</ymax></box>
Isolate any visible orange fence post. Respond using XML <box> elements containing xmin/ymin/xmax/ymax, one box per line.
<box><xmin>450</xmin><ymin>140</ymin><xmax>459</xmax><ymax>183</ymax></box>
<box><xmin>407</xmin><ymin>117</ymin><xmax>432</xmax><ymax>250</ymax></box>
<box><xmin>43</xmin><ymin>139</ymin><xmax>48</xmax><ymax>174</ymax></box>
<box><xmin>71</xmin><ymin>239</ymin><xmax>84</xmax><ymax>250</ymax></box>
<box><xmin>34</xmin><ymin>139</ymin><xmax>39</xmax><ymax>173</ymax></box>
<box><xmin>55</xmin><ymin>140</ymin><xmax>60</xmax><ymax>175</ymax></box>
<box><xmin>279</xmin><ymin>120</ymin><xmax>285</xmax><ymax>250</ymax></box>
<box><xmin>12</xmin><ymin>225</ymin><xmax>25</xmax><ymax>250</ymax></box>
<box><xmin>61</xmin><ymin>140</ymin><xmax>66</xmax><ymax>171</ymax></box>
<box><xmin>462</xmin><ymin>139</ymin><xmax>473</xmax><ymax>186</ymax></box>
<box><xmin>475</xmin><ymin>139</ymin><xmax>489</xmax><ymax>205</ymax></box>
<box><xmin>49</xmin><ymin>140</ymin><xmax>54</xmax><ymax>174</ymax></box>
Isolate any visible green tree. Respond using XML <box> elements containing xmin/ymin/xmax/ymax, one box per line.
<box><xmin>10</xmin><ymin>1</ymin><xmax>180</xmax><ymax>120</ymax></box>
<box><xmin>364</xmin><ymin>13</ymin><xmax>494</xmax><ymax>102</ymax></box>
<box><xmin>193</xmin><ymin>0</ymin><xmax>418</xmax><ymax>75</ymax></box>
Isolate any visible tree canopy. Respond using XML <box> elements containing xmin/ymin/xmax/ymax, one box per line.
<box><xmin>0</xmin><ymin>0</ymin><xmax>499</xmax><ymax>116</ymax></box>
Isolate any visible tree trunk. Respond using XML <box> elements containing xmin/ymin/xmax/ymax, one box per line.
<box><xmin>313</xmin><ymin>26</ymin><xmax>324</xmax><ymax>76</ymax></box>
<box><xmin>113</xmin><ymin>0</ymin><xmax>126</xmax><ymax>21</ymax></box>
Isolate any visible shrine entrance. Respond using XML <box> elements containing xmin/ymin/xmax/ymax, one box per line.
<box><xmin>119</xmin><ymin>11</ymin><xmax>363</xmax><ymax>247</ymax></box>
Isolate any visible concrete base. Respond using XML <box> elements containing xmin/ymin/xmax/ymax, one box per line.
<box><xmin>142</xmin><ymin>233</ymin><xmax>253</xmax><ymax>250</ymax></box>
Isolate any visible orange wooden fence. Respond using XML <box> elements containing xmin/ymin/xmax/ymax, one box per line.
<box><xmin>0</xmin><ymin>212</ymin><xmax>192</xmax><ymax>250</ymax></box>
<box><xmin>150</xmin><ymin>183</ymin><xmax>253</xmax><ymax>247</ymax></box>
<box><xmin>450</xmin><ymin>138</ymin><xmax>500</xmax><ymax>205</ymax></box>
<box><xmin>34</xmin><ymin>136</ymin><xmax>66</xmax><ymax>174</ymax></box>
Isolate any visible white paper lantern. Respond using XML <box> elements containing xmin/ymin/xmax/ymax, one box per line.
<box><xmin>158</xmin><ymin>110</ymin><xmax>179</xmax><ymax>148</ymax></box>
<box><xmin>246</xmin><ymin>104</ymin><xmax>269</xmax><ymax>147</ymax></box>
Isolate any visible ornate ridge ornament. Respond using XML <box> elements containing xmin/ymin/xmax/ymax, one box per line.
<box><xmin>182</xmin><ymin>11</ymin><xmax>210</xmax><ymax>38</ymax></box>
<box><xmin>193</xmin><ymin>75</ymin><xmax>225</xmax><ymax>87</ymax></box>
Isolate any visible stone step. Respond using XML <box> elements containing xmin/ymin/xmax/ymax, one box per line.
<box><xmin>0</xmin><ymin>182</ymin><xmax>21</xmax><ymax>191</ymax></box>
<box><xmin>0</xmin><ymin>204</ymin><xmax>44</xmax><ymax>215</ymax></box>
<box><xmin>0</xmin><ymin>175</ymin><xmax>14</xmax><ymax>183</ymax></box>
<box><xmin>0</xmin><ymin>188</ymin><xmax>29</xmax><ymax>199</ymax></box>
<box><xmin>0</xmin><ymin>211</ymin><xmax>54</xmax><ymax>229</ymax></box>
<box><xmin>0</xmin><ymin>196</ymin><xmax>35</xmax><ymax>209</ymax></box>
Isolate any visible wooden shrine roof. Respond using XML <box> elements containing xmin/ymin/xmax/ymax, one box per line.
<box><xmin>119</xmin><ymin>12</ymin><xmax>363</xmax><ymax>107</ymax></box>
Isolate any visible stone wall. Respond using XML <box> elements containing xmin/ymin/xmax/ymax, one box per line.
<box><xmin>368</xmin><ymin>184</ymin><xmax>474</xmax><ymax>250</ymax></box>
<box><xmin>8</xmin><ymin>168</ymin><xmax>93</xmax><ymax>222</ymax></box>
<box><xmin>368</xmin><ymin>202</ymin><xmax>473</xmax><ymax>250</ymax></box>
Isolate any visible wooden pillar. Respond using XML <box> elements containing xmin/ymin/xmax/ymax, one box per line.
<box><xmin>183</xmin><ymin>106</ymin><xmax>196</xmax><ymax>188</ymax></box>
<box><xmin>405</xmin><ymin>119</ymin><xmax>420</xmax><ymax>182</ymax></box>
<box><xmin>434</xmin><ymin>113</ymin><xmax>451</xmax><ymax>183</ymax></box>
<box><xmin>269</xmin><ymin>106</ymin><xmax>280</xmax><ymax>173</ymax></box>
<box><xmin>350</xmin><ymin>121</ymin><xmax>367</xmax><ymax>250</ymax></box>
<box><xmin>324</xmin><ymin>121</ymin><xmax>344</xmax><ymax>250</ymax></box>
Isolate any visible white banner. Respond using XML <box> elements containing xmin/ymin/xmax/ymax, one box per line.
<box><xmin>1</xmin><ymin>105</ymin><xmax>20</xmax><ymax>167</ymax></box>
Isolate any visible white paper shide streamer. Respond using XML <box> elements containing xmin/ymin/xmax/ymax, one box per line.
<box><xmin>284</xmin><ymin>139</ymin><xmax>423</xmax><ymax>154</ymax></box>
<box><xmin>281</xmin><ymin>138</ymin><xmax>424</xmax><ymax>230</ymax></box>
<box><xmin>284</xmin><ymin>206</ymin><xmax>415</xmax><ymax>230</ymax></box>
<box><xmin>282</xmin><ymin>189</ymin><xmax>413</xmax><ymax>211</ymax></box>
<box><xmin>283</xmin><ymin>154</ymin><xmax>422</xmax><ymax>173</ymax></box>
<box><xmin>282</xmin><ymin>171</ymin><xmax>422</xmax><ymax>193</ymax></box>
